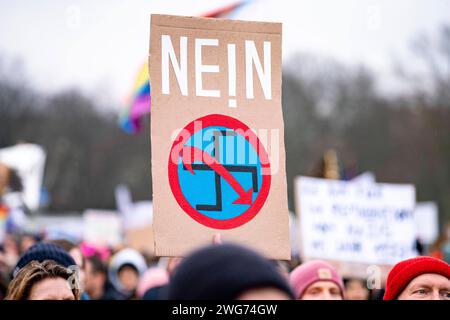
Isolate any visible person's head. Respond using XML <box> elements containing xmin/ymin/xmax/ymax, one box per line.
<box><xmin>19</xmin><ymin>234</ymin><xmax>40</xmax><ymax>254</ymax></box>
<box><xmin>167</xmin><ymin>243</ymin><xmax>294</xmax><ymax>300</ymax></box>
<box><xmin>13</xmin><ymin>242</ymin><xmax>77</xmax><ymax>277</ymax></box>
<box><xmin>84</xmin><ymin>254</ymin><xmax>107</xmax><ymax>299</ymax></box>
<box><xmin>80</xmin><ymin>242</ymin><xmax>111</xmax><ymax>262</ymax></box>
<box><xmin>137</xmin><ymin>267</ymin><xmax>169</xmax><ymax>298</ymax></box>
<box><xmin>3</xmin><ymin>233</ymin><xmax>20</xmax><ymax>259</ymax></box>
<box><xmin>108</xmin><ymin>248</ymin><xmax>147</xmax><ymax>295</ymax></box>
<box><xmin>290</xmin><ymin>260</ymin><xmax>345</xmax><ymax>300</ymax></box>
<box><xmin>5</xmin><ymin>260</ymin><xmax>80</xmax><ymax>300</ymax></box>
<box><xmin>384</xmin><ymin>256</ymin><xmax>450</xmax><ymax>300</ymax></box>
<box><xmin>344</xmin><ymin>278</ymin><xmax>369</xmax><ymax>300</ymax></box>
<box><xmin>118</xmin><ymin>263</ymin><xmax>140</xmax><ymax>292</ymax></box>
<box><xmin>48</xmin><ymin>239</ymin><xmax>85</xmax><ymax>290</ymax></box>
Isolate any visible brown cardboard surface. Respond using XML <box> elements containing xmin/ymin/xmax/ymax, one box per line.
<box><xmin>149</xmin><ymin>14</ymin><xmax>290</xmax><ymax>259</ymax></box>
<box><xmin>125</xmin><ymin>225</ymin><xmax>155</xmax><ymax>256</ymax></box>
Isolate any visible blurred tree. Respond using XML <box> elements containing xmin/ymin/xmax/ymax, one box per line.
<box><xmin>0</xmin><ymin>26</ymin><xmax>448</xmax><ymax>225</ymax></box>
<box><xmin>0</xmin><ymin>66</ymin><xmax>151</xmax><ymax>211</ymax></box>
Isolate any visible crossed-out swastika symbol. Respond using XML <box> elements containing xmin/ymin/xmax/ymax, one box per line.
<box><xmin>168</xmin><ymin>114</ymin><xmax>271</xmax><ymax>229</ymax></box>
<box><xmin>182</xmin><ymin>130</ymin><xmax>258</xmax><ymax>211</ymax></box>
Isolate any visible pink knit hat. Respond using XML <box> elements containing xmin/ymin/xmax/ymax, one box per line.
<box><xmin>289</xmin><ymin>260</ymin><xmax>345</xmax><ymax>299</ymax></box>
<box><xmin>137</xmin><ymin>267</ymin><xmax>170</xmax><ymax>298</ymax></box>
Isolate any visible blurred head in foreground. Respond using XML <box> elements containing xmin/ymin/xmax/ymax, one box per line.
<box><xmin>5</xmin><ymin>260</ymin><xmax>80</xmax><ymax>300</ymax></box>
<box><xmin>290</xmin><ymin>260</ymin><xmax>345</xmax><ymax>300</ymax></box>
<box><xmin>167</xmin><ymin>243</ymin><xmax>294</xmax><ymax>300</ymax></box>
<box><xmin>384</xmin><ymin>256</ymin><xmax>450</xmax><ymax>300</ymax></box>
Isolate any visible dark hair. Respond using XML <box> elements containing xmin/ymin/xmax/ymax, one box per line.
<box><xmin>87</xmin><ymin>254</ymin><xmax>107</xmax><ymax>275</ymax></box>
<box><xmin>343</xmin><ymin>278</ymin><xmax>368</xmax><ymax>289</ymax></box>
<box><xmin>118</xmin><ymin>263</ymin><xmax>139</xmax><ymax>275</ymax></box>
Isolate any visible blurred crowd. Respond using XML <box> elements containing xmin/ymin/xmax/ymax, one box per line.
<box><xmin>1</xmin><ymin>146</ymin><xmax>450</xmax><ymax>300</ymax></box>
<box><xmin>0</xmin><ymin>231</ymin><xmax>449</xmax><ymax>300</ymax></box>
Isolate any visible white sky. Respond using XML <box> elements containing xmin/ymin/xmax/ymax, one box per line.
<box><xmin>0</xmin><ymin>0</ymin><xmax>449</xmax><ymax>111</ymax></box>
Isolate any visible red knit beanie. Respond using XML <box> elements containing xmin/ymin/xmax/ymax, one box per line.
<box><xmin>384</xmin><ymin>256</ymin><xmax>450</xmax><ymax>300</ymax></box>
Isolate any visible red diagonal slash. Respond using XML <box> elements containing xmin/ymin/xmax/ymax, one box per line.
<box><xmin>181</xmin><ymin>146</ymin><xmax>253</xmax><ymax>205</ymax></box>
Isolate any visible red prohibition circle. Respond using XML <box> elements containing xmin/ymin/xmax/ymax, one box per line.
<box><xmin>168</xmin><ymin>114</ymin><xmax>271</xmax><ymax>230</ymax></box>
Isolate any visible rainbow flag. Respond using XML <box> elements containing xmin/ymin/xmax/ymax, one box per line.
<box><xmin>120</xmin><ymin>1</ymin><xmax>249</xmax><ymax>134</ymax></box>
<box><xmin>202</xmin><ymin>1</ymin><xmax>248</xmax><ymax>18</ymax></box>
<box><xmin>119</xmin><ymin>62</ymin><xmax>150</xmax><ymax>134</ymax></box>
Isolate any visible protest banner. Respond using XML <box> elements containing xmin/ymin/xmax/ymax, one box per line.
<box><xmin>28</xmin><ymin>214</ymin><xmax>84</xmax><ymax>243</ymax></box>
<box><xmin>351</xmin><ymin>171</ymin><xmax>376</xmax><ymax>185</ymax></box>
<box><xmin>115</xmin><ymin>185</ymin><xmax>154</xmax><ymax>230</ymax></box>
<box><xmin>125</xmin><ymin>225</ymin><xmax>155</xmax><ymax>256</ymax></box>
<box><xmin>414</xmin><ymin>201</ymin><xmax>439</xmax><ymax>245</ymax></box>
<box><xmin>149</xmin><ymin>14</ymin><xmax>290</xmax><ymax>259</ymax></box>
<box><xmin>0</xmin><ymin>143</ymin><xmax>46</xmax><ymax>211</ymax></box>
<box><xmin>294</xmin><ymin>176</ymin><xmax>417</xmax><ymax>279</ymax></box>
<box><xmin>83</xmin><ymin>209</ymin><xmax>122</xmax><ymax>247</ymax></box>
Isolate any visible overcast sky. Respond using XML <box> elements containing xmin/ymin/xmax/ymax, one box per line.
<box><xmin>0</xmin><ymin>0</ymin><xmax>449</xmax><ymax>111</ymax></box>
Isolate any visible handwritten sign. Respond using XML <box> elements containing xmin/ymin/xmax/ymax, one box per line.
<box><xmin>83</xmin><ymin>210</ymin><xmax>122</xmax><ymax>247</ymax></box>
<box><xmin>294</xmin><ymin>176</ymin><xmax>417</xmax><ymax>275</ymax></box>
<box><xmin>414</xmin><ymin>202</ymin><xmax>439</xmax><ymax>245</ymax></box>
<box><xmin>149</xmin><ymin>15</ymin><xmax>289</xmax><ymax>259</ymax></box>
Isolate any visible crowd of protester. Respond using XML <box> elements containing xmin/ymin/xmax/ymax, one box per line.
<box><xmin>1</xmin><ymin>230</ymin><xmax>449</xmax><ymax>300</ymax></box>
<box><xmin>1</xmin><ymin>151</ymin><xmax>450</xmax><ymax>300</ymax></box>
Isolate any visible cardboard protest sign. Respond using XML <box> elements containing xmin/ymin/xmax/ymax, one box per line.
<box><xmin>125</xmin><ymin>225</ymin><xmax>155</xmax><ymax>256</ymax></box>
<box><xmin>149</xmin><ymin>14</ymin><xmax>290</xmax><ymax>259</ymax></box>
<box><xmin>294</xmin><ymin>176</ymin><xmax>417</xmax><ymax>279</ymax></box>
